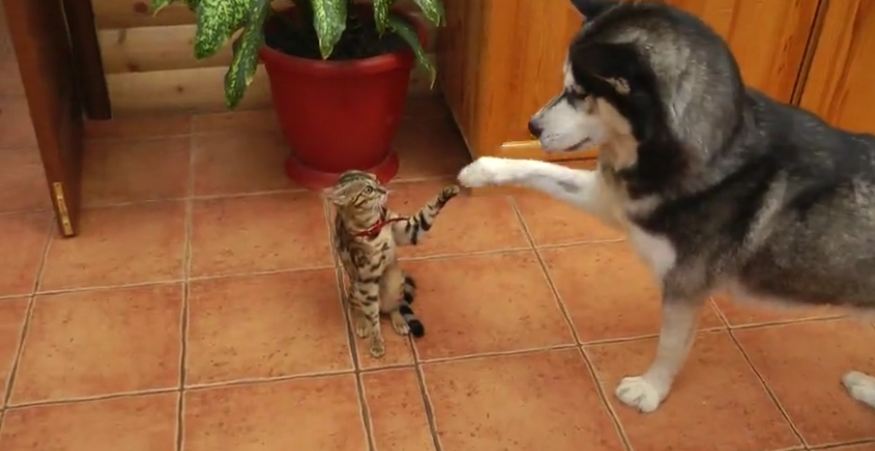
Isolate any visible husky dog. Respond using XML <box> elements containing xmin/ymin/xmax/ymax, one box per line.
<box><xmin>458</xmin><ymin>0</ymin><xmax>875</xmax><ymax>413</ymax></box>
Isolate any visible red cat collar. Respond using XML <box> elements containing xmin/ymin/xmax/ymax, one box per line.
<box><xmin>354</xmin><ymin>216</ymin><xmax>406</xmax><ymax>240</ymax></box>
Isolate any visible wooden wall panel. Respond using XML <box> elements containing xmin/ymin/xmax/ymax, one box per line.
<box><xmin>799</xmin><ymin>0</ymin><xmax>875</xmax><ymax>134</ymax></box>
<box><xmin>669</xmin><ymin>0</ymin><xmax>820</xmax><ymax>103</ymax></box>
<box><xmin>106</xmin><ymin>65</ymin><xmax>272</xmax><ymax>115</ymax></box>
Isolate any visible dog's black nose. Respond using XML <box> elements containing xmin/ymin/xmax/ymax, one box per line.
<box><xmin>528</xmin><ymin>120</ymin><xmax>543</xmax><ymax>138</ymax></box>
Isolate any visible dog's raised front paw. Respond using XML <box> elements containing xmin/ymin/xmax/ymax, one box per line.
<box><xmin>616</xmin><ymin>376</ymin><xmax>664</xmax><ymax>413</ymax></box>
<box><xmin>457</xmin><ymin>157</ymin><xmax>506</xmax><ymax>188</ymax></box>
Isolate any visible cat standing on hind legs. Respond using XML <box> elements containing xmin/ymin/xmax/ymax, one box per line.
<box><xmin>327</xmin><ymin>171</ymin><xmax>460</xmax><ymax>357</ymax></box>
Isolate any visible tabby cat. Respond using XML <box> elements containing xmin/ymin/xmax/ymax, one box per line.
<box><xmin>327</xmin><ymin>171</ymin><xmax>460</xmax><ymax>357</ymax></box>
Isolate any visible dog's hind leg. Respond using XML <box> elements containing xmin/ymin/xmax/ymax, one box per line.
<box><xmin>843</xmin><ymin>371</ymin><xmax>875</xmax><ymax>408</ymax></box>
<box><xmin>616</xmin><ymin>298</ymin><xmax>702</xmax><ymax>413</ymax></box>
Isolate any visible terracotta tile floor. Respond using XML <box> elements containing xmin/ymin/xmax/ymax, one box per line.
<box><xmin>1</xmin><ymin>33</ymin><xmax>874</xmax><ymax>451</ymax></box>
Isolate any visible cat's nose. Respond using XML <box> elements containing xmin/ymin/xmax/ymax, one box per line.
<box><xmin>528</xmin><ymin>120</ymin><xmax>543</xmax><ymax>138</ymax></box>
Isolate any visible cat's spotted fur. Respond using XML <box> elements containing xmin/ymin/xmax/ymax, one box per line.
<box><xmin>328</xmin><ymin>171</ymin><xmax>459</xmax><ymax>357</ymax></box>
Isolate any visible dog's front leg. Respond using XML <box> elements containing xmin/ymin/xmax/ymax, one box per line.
<box><xmin>616</xmin><ymin>298</ymin><xmax>702</xmax><ymax>413</ymax></box>
<box><xmin>458</xmin><ymin>157</ymin><xmax>612</xmax><ymax>220</ymax></box>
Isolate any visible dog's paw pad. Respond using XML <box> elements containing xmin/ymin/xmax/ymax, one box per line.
<box><xmin>458</xmin><ymin>157</ymin><xmax>504</xmax><ymax>188</ymax></box>
<box><xmin>616</xmin><ymin>376</ymin><xmax>662</xmax><ymax>413</ymax></box>
<box><xmin>843</xmin><ymin>371</ymin><xmax>875</xmax><ymax>407</ymax></box>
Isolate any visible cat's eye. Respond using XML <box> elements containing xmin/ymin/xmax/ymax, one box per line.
<box><xmin>364</xmin><ymin>186</ymin><xmax>374</xmax><ymax>194</ymax></box>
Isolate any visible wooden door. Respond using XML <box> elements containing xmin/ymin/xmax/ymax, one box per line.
<box><xmin>439</xmin><ymin>0</ymin><xmax>587</xmax><ymax>161</ymax></box>
<box><xmin>798</xmin><ymin>0</ymin><xmax>875</xmax><ymax>134</ymax></box>
<box><xmin>3</xmin><ymin>0</ymin><xmax>84</xmax><ymax>236</ymax></box>
<box><xmin>438</xmin><ymin>0</ymin><xmax>821</xmax><ymax>161</ymax></box>
<box><xmin>668</xmin><ymin>0</ymin><xmax>820</xmax><ymax>103</ymax></box>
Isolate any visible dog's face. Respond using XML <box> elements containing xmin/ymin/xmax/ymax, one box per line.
<box><xmin>528</xmin><ymin>60</ymin><xmax>615</xmax><ymax>152</ymax></box>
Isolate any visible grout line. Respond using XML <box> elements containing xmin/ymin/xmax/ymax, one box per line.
<box><xmin>411</xmin><ymin>342</ymin><xmax>443</xmax><ymax>451</ymax></box>
<box><xmin>359</xmin><ymin>363</ymin><xmax>416</xmax><ymax>374</ymax></box>
<box><xmin>397</xmin><ymin>246</ymin><xmax>533</xmax><ymax>263</ymax></box>
<box><xmin>184</xmin><ymin>369</ymin><xmax>356</xmax><ymax>391</ymax></box>
<box><xmin>509</xmin><ymin>198</ymin><xmax>633</xmax><ymax>450</ymax></box>
<box><xmin>324</xmin><ymin>199</ymin><xmax>377</xmax><ymax>451</ymax></box>
<box><xmin>534</xmin><ymin>237</ymin><xmax>627</xmax><ymax>250</ymax></box>
<box><xmin>187</xmin><ymin>264</ymin><xmax>337</xmax><ymax>283</ymax></box>
<box><xmin>176</xmin><ymin>127</ymin><xmax>197</xmax><ymax>451</ymax></box>
<box><xmin>579</xmin><ymin>325</ymin><xmax>728</xmax><ymax>347</ymax></box>
<box><xmin>809</xmin><ymin>438</ymin><xmax>875</xmax><ymax>450</ymax></box>
<box><xmin>0</xmin><ymin>207</ymin><xmax>53</xmax><ymax>218</ymax></box>
<box><xmin>726</xmin><ymin>314</ymin><xmax>847</xmax><ymax>332</ymax></box>
<box><xmin>5</xmin><ymin>386</ymin><xmax>179</xmax><ymax>410</ymax></box>
<box><xmin>2</xmin><ymin>218</ymin><xmax>54</xmax><ymax>410</ymax></box>
<box><xmin>578</xmin><ymin>347</ymin><xmax>635</xmax><ymax>451</ymax></box>
<box><xmin>418</xmin><ymin>344</ymin><xmax>578</xmax><ymax>366</ymax></box>
<box><xmin>34</xmin><ymin>278</ymin><xmax>186</xmax><ymax>296</ymax></box>
<box><xmin>726</xmin><ymin>329</ymin><xmax>808</xmax><ymax>448</ymax></box>
<box><xmin>356</xmin><ymin>373</ymin><xmax>378</xmax><ymax>451</ymax></box>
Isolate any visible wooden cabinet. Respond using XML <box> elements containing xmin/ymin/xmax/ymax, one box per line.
<box><xmin>799</xmin><ymin>0</ymin><xmax>875</xmax><ymax>134</ymax></box>
<box><xmin>438</xmin><ymin>0</ymin><xmax>875</xmax><ymax>160</ymax></box>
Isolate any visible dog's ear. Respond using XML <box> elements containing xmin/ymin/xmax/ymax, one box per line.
<box><xmin>570</xmin><ymin>0</ymin><xmax>618</xmax><ymax>18</ymax></box>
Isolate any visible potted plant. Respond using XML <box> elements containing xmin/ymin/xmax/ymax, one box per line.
<box><xmin>151</xmin><ymin>0</ymin><xmax>442</xmax><ymax>188</ymax></box>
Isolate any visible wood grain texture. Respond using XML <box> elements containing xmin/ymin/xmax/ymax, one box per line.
<box><xmin>438</xmin><ymin>0</ymin><xmax>821</xmax><ymax>160</ymax></box>
<box><xmin>668</xmin><ymin>0</ymin><xmax>820</xmax><ymax>103</ymax></box>
<box><xmin>799</xmin><ymin>0</ymin><xmax>875</xmax><ymax>133</ymax></box>
<box><xmin>107</xmin><ymin>65</ymin><xmax>272</xmax><ymax>115</ymax></box>
<box><xmin>2</xmin><ymin>0</ymin><xmax>83</xmax><ymax>235</ymax></box>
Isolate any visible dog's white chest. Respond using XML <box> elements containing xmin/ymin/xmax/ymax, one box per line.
<box><xmin>628</xmin><ymin>226</ymin><xmax>677</xmax><ymax>279</ymax></box>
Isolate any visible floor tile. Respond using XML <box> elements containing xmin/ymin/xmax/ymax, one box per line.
<box><xmin>542</xmin><ymin>242</ymin><xmax>724</xmax><ymax>342</ymax></box>
<box><xmin>586</xmin><ymin>331</ymin><xmax>800</xmax><ymax>451</ymax></box>
<box><xmin>819</xmin><ymin>443</ymin><xmax>875</xmax><ymax>450</ymax></box>
<box><xmin>40</xmin><ymin>202</ymin><xmax>186</xmax><ymax>290</ymax></box>
<box><xmin>184</xmin><ymin>375</ymin><xmax>367</xmax><ymax>451</ymax></box>
<box><xmin>734</xmin><ymin>319</ymin><xmax>875</xmax><ymax>446</ymax></box>
<box><xmin>362</xmin><ymin>368</ymin><xmax>435</xmax><ymax>451</ymax></box>
<box><xmin>0</xmin><ymin>95</ymin><xmax>37</xmax><ymax>149</ymax></box>
<box><xmin>0</xmin><ymin>393</ymin><xmax>178</xmax><ymax>451</ymax></box>
<box><xmin>84</xmin><ymin>115</ymin><xmax>191</xmax><ymax>140</ymax></box>
<box><xmin>186</xmin><ymin>269</ymin><xmax>351</xmax><ymax>386</ymax></box>
<box><xmin>191</xmin><ymin>192</ymin><xmax>331</xmax><ymax>277</ymax></box>
<box><xmin>0</xmin><ymin>212</ymin><xmax>49</xmax><ymax>296</ymax></box>
<box><xmin>714</xmin><ymin>293</ymin><xmax>843</xmax><ymax>327</ymax></box>
<box><xmin>406</xmin><ymin>252</ymin><xmax>574</xmax><ymax>360</ymax></box>
<box><xmin>514</xmin><ymin>188</ymin><xmax>623</xmax><ymax>247</ymax></box>
<box><xmin>353</xmin><ymin>322</ymin><xmax>415</xmax><ymax>370</ymax></box>
<box><xmin>0</xmin><ymin>298</ymin><xmax>27</xmax><ymax>395</ymax></box>
<box><xmin>192</xmin><ymin>131</ymin><xmax>297</xmax><ymax>196</ymax></box>
<box><xmin>192</xmin><ymin>109</ymin><xmax>279</xmax><ymax>134</ymax></box>
<box><xmin>393</xmin><ymin>114</ymin><xmax>470</xmax><ymax>181</ymax></box>
<box><xmin>386</xmin><ymin>180</ymin><xmax>529</xmax><ymax>258</ymax></box>
<box><xmin>82</xmin><ymin>137</ymin><xmax>190</xmax><ymax>206</ymax></box>
<box><xmin>423</xmin><ymin>349</ymin><xmax>624</xmax><ymax>451</ymax></box>
<box><xmin>0</xmin><ymin>147</ymin><xmax>49</xmax><ymax>213</ymax></box>
<box><xmin>11</xmin><ymin>284</ymin><xmax>182</xmax><ymax>404</ymax></box>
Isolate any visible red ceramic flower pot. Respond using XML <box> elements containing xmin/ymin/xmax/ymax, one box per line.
<box><xmin>259</xmin><ymin>7</ymin><xmax>428</xmax><ymax>189</ymax></box>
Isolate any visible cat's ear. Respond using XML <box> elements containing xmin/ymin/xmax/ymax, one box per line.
<box><xmin>570</xmin><ymin>0</ymin><xmax>617</xmax><ymax>18</ymax></box>
<box><xmin>323</xmin><ymin>186</ymin><xmax>351</xmax><ymax>206</ymax></box>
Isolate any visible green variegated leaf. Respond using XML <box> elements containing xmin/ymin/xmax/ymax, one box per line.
<box><xmin>311</xmin><ymin>0</ymin><xmax>348</xmax><ymax>59</ymax></box>
<box><xmin>150</xmin><ymin>0</ymin><xmax>175</xmax><ymax>15</ymax></box>
<box><xmin>373</xmin><ymin>0</ymin><xmax>394</xmax><ymax>35</ymax></box>
<box><xmin>411</xmin><ymin>0</ymin><xmax>444</xmax><ymax>26</ymax></box>
<box><xmin>224</xmin><ymin>0</ymin><xmax>270</xmax><ymax>108</ymax></box>
<box><xmin>388</xmin><ymin>14</ymin><xmax>435</xmax><ymax>88</ymax></box>
<box><xmin>193</xmin><ymin>0</ymin><xmax>248</xmax><ymax>59</ymax></box>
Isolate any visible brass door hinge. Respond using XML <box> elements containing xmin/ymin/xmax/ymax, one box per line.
<box><xmin>51</xmin><ymin>181</ymin><xmax>74</xmax><ymax>236</ymax></box>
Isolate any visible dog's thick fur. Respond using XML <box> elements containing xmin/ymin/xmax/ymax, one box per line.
<box><xmin>458</xmin><ymin>0</ymin><xmax>875</xmax><ymax>413</ymax></box>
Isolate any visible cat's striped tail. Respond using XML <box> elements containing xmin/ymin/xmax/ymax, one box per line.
<box><xmin>400</xmin><ymin>276</ymin><xmax>424</xmax><ymax>337</ymax></box>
